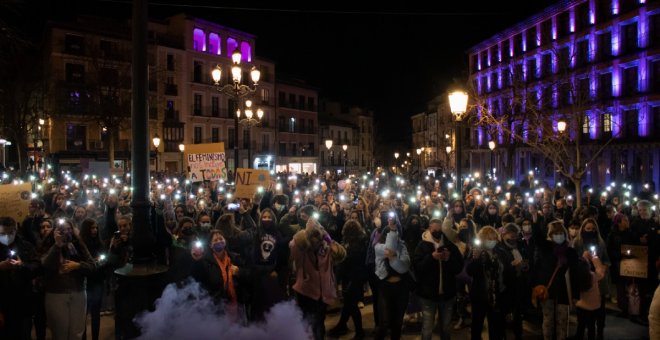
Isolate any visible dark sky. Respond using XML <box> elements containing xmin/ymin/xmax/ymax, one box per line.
<box><xmin>36</xmin><ymin>0</ymin><xmax>558</xmax><ymax>147</ymax></box>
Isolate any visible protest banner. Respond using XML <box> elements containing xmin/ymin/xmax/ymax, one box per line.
<box><xmin>620</xmin><ymin>244</ymin><xmax>648</xmax><ymax>278</ymax></box>
<box><xmin>235</xmin><ymin>168</ymin><xmax>271</xmax><ymax>198</ymax></box>
<box><xmin>0</xmin><ymin>183</ymin><xmax>32</xmax><ymax>223</ymax></box>
<box><xmin>183</xmin><ymin>143</ymin><xmax>227</xmax><ymax>182</ymax></box>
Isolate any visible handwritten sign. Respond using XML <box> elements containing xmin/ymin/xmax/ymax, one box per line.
<box><xmin>234</xmin><ymin>168</ymin><xmax>271</xmax><ymax>198</ymax></box>
<box><xmin>184</xmin><ymin>143</ymin><xmax>227</xmax><ymax>182</ymax></box>
<box><xmin>0</xmin><ymin>183</ymin><xmax>32</xmax><ymax>223</ymax></box>
<box><xmin>620</xmin><ymin>245</ymin><xmax>648</xmax><ymax>278</ymax></box>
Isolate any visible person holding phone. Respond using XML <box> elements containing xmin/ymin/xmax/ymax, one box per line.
<box><xmin>41</xmin><ymin>218</ymin><xmax>94</xmax><ymax>340</ymax></box>
<box><xmin>0</xmin><ymin>216</ymin><xmax>39</xmax><ymax>340</ymax></box>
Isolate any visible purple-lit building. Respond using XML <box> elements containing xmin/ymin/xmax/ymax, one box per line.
<box><xmin>468</xmin><ymin>0</ymin><xmax>660</xmax><ymax>188</ymax></box>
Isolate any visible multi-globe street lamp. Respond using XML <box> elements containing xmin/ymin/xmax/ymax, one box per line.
<box><xmin>236</xmin><ymin>99</ymin><xmax>263</xmax><ymax>168</ymax></box>
<box><xmin>448</xmin><ymin>90</ymin><xmax>468</xmax><ymax>196</ymax></box>
<box><xmin>179</xmin><ymin>143</ymin><xmax>185</xmax><ymax>173</ymax></box>
<box><xmin>325</xmin><ymin>139</ymin><xmax>333</xmax><ymax>168</ymax></box>
<box><xmin>394</xmin><ymin>152</ymin><xmax>400</xmax><ymax>174</ymax></box>
<box><xmin>211</xmin><ymin>47</ymin><xmax>260</xmax><ymax>176</ymax></box>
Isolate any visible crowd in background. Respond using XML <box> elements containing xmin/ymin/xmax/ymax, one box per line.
<box><xmin>1</xmin><ymin>168</ymin><xmax>659</xmax><ymax>340</ymax></box>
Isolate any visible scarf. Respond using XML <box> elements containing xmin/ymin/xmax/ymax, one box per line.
<box><xmin>213</xmin><ymin>252</ymin><xmax>237</xmax><ymax>305</ymax></box>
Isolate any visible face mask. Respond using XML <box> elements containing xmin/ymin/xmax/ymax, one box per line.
<box><xmin>274</xmin><ymin>203</ymin><xmax>285</xmax><ymax>212</ymax></box>
<box><xmin>552</xmin><ymin>234</ymin><xmax>566</xmax><ymax>244</ymax></box>
<box><xmin>212</xmin><ymin>240</ymin><xmax>226</xmax><ymax>253</ymax></box>
<box><xmin>61</xmin><ymin>230</ymin><xmax>73</xmax><ymax>243</ymax></box>
<box><xmin>505</xmin><ymin>239</ymin><xmax>517</xmax><ymax>248</ymax></box>
<box><xmin>261</xmin><ymin>220</ymin><xmax>274</xmax><ymax>229</ymax></box>
<box><xmin>484</xmin><ymin>240</ymin><xmax>497</xmax><ymax>250</ymax></box>
<box><xmin>0</xmin><ymin>233</ymin><xmax>15</xmax><ymax>246</ymax></box>
<box><xmin>458</xmin><ymin>229</ymin><xmax>470</xmax><ymax>243</ymax></box>
<box><xmin>569</xmin><ymin>229</ymin><xmax>578</xmax><ymax>237</ymax></box>
<box><xmin>516</xmin><ymin>199</ymin><xmax>523</xmax><ymax>204</ymax></box>
<box><xmin>182</xmin><ymin>228</ymin><xmax>194</xmax><ymax>236</ymax></box>
<box><xmin>488</xmin><ymin>208</ymin><xmax>497</xmax><ymax>215</ymax></box>
<box><xmin>454</xmin><ymin>207</ymin><xmax>463</xmax><ymax>214</ymax></box>
<box><xmin>200</xmin><ymin>222</ymin><xmax>212</xmax><ymax>230</ymax></box>
<box><xmin>522</xmin><ymin>224</ymin><xmax>532</xmax><ymax>233</ymax></box>
<box><xmin>431</xmin><ymin>230</ymin><xmax>443</xmax><ymax>240</ymax></box>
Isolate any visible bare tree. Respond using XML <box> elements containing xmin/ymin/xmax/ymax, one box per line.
<box><xmin>470</xmin><ymin>43</ymin><xmax>618</xmax><ymax>208</ymax></box>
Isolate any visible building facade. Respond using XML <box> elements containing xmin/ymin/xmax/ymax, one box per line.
<box><xmin>411</xmin><ymin>96</ymin><xmax>456</xmax><ymax>173</ymax></box>
<box><xmin>468</xmin><ymin>0</ymin><xmax>660</xmax><ymax>188</ymax></box>
<box><xmin>274</xmin><ymin>78</ymin><xmax>319</xmax><ymax>175</ymax></box>
<box><xmin>319</xmin><ymin>101</ymin><xmax>375</xmax><ymax>173</ymax></box>
<box><xmin>42</xmin><ymin>14</ymin><xmax>278</xmax><ymax>174</ymax></box>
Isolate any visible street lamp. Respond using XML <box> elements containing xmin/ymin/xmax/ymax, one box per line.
<box><xmin>448</xmin><ymin>90</ymin><xmax>468</xmax><ymax>196</ymax></box>
<box><xmin>0</xmin><ymin>138</ymin><xmax>8</xmax><ymax>168</ymax></box>
<box><xmin>236</xmin><ymin>99</ymin><xmax>263</xmax><ymax>168</ymax></box>
<box><xmin>152</xmin><ymin>133</ymin><xmax>160</xmax><ymax>173</ymax></box>
<box><xmin>488</xmin><ymin>140</ymin><xmax>496</xmax><ymax>180</ymax></box>
<box><xmin>416</xmin><ymin>147</ymin><xmax>423</xmax><ymax>173</ymax></box>
<box><xmin>325</xmin><ymin>139</ymin><xmax>333</xmax><ymax>168</ymax></box>
<box><xmin>557</xmin><ymin>120</ymin><xmax>567</xmax><ymax>133</ymax></box>
<box><xmin>342</xmin><ymin>144</ymin><xmax>348</xmax><ymax>174</ymax></box>
<box><xmin>179</xmin><ymin>143</ymin><xmax>185</xmax><ymax>174</ymax></box>
<box><xmin>211</xmin><ymin>47</ymin><xmax>260</xmax><ymax>177</ymax></box>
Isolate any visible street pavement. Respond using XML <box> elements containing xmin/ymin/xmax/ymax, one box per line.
<box><xmin>36</xmin><ymin>299</ymin><xmax>650</xmax><ymax>340</ymax></box>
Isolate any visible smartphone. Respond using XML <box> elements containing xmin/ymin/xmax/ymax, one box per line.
<box><xmin>227</xmin><ymin>203</ymin><xmax>240</xmax><ymax>211</ymax></box>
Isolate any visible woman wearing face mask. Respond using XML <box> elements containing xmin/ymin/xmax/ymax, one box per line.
<box><xmin>466</xmin><ymin>226</ymin><xmax>514</xmax><ymax>340</ymax></box>
<box><xmin>79</xmin><ymin>218</ymin><xmax>106</xmax><ymax>340</ymax></box>
<box><xmin>477</xmin><ymin>202</ymin><xmax>502</xmax><ymax>230</ymax></box>
<box><xmin>606</xmin><ymin>213</ymin><xmax>634</xmax><ymax>315</ymax></box>
<box><xmin>533</xmin><ymin>221</ymin><xmax>583</xmax><ymax>340</ymax></box>
<box><xmin>573</xmin><ymin>218</ymin><xmax>611</xmax><ymax>339</ymax></box>
<box><xmin>168</xmin><ymin>217</ymin><xmax>198</xmax><ymax>284</ymax></box>
<box><xmin>498</xmin><ymin>223</ymin><xmax>530</xmax><ymax>340</ymax></box>
<box><xmin>41</xmin><ymin>218</ymin><xmax>95</xmax><ymax>340</ymax></box>
<box><xmin>0</xmin><ymin>217</ymin><xmax>39</xmax><ymax>340</ymax></box>
<box><xmin>195</xmin><ymin>212</ymin><xmax>213</xmax><ymax>239</ymax></box>
<box><xmin>191</xmin><ymin>230</ymin><xmax>244</xmax><ymax>320</ymax></box>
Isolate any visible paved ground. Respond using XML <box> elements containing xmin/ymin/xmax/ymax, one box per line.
<box><xmin>38</xmin><ymin>299</ymin><xmax>649</xmax><ymax>340</ymax></box>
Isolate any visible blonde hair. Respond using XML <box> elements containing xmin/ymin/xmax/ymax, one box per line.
<box><xmin>546</xmin><ymin>220</ymin><xmax>567</xmax><ymax>240</ymax></box>
<box><xmin>478</xmin><ymin>225</ymin><xmax>500</xmax><ymax>241</ymax></box>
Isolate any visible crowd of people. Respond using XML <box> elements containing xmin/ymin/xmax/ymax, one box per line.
<box><xmin>0</xmin><ymin>168</ymin><xmax>659</xmax><ymax>340</ymax></box>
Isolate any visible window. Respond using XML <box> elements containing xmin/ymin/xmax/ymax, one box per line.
<box><xmin>228</xmin><ymin>99</ymin><xmax>238</xmax><ymax>118</ymax></box>
<box><xmin>211</xmin><ymin>128</ymin><xmax>219</xmax><ymax>143</ymax></box>
<box><xmin>560</xmin><ymin>82</ymin><xmax>571</xmax><ymax>107</ymax></box>
<box><xmin>596</xmin><ymin>32</ymin><xmax>612</xmax><ymax>61</ymax></box>
<box><xmin>602</xmin><ymin>113</ymin><xmax>612</xmax><ymax>133</ymax></box>
<box><xmin>596</xmin><ymin>0</ymin><xmax>613</xmax><ymax>23</ymax></box>
<box><xmin>575</xmin><ymin>2</ymin><xmax>590</xmax><ymax>32</ymax></box>
<box><xmin>65</xmin><ymin>63</ymin><xmax>85</xmax><ymax>83</ymax></box>
<box><xmin>308</xmin><ymin>119</ymin><xmax>314</xmax><ymax>134</ymax></box>
<box><xmin>621</xmin><ymin>22</ymin><xmax>638</xmax><ymax>54</ymax></box>
<box><xmin>298</xmin><ymin>95</ymin><xmax>305</xmax><ymax>110</ymax></box>
<box><xmin>288</xmin><ymin>94</ymin><xmax>296</xmax><ymax>108</ymax></box>
<box><xmin>66</xmin><ymin>124</ymin><xmax>87</xmax><ymax>151</ymax></box>
<box><xmin>291</xmin><ymin>143</ymin><xmax>297</xmax><ymax>156</ymax></box>
<box><xmin>279</xmin><ymin>142</ymin><xmax>287</xmax><ymax>156</ymax></box>
<box><xmin>261</xmin><ymin>134</ymin><xmax>269</xmax><ymax>150</ymax></box>
<box><xmin>278</xmin><ymin>116</ymin><xmax>285</xmax><ymax>131</ymax></box>
<box><xmin>194</xmin><ymin>127</ymin><xmax>202</xmax><ymax>144</ymax></box>
<box><xmin>624</xmin><ymin>109</ymin><xmax>638</xmax><ymax>138</ymax></box>
<box><xmin>243</xmin><ymin>129</ymin><xmax>250</xmax><ymax>149</ymax></box>
<box><xmin>582</xmin><ymin>114</ymin><xmax>590</xmax><ymax>134</ymax></box>
<box><xmin>278</xmin><ymin>91</ymin><xmax>286</xmax><ymax>106</ymax></box>
<box><xmin>64</xmin><ymin>34</ymin><xmax>84</xmax><ymax>54</ymax></box>
<box><xmin>299</xmin><ymin>119</ymin><xmax>305</xmax><ymax>133</ymax></box>
<box><xmin>502</xmin><ymin>40</ymin><xmax>510</xmax><ymax>61</ymax></box>
<box><xmin>576</xmin><ymin>39</ymin><xmax>589</xmax><ymax>67</ymax></box>
<box><xmin>211</xmin><ymin>97</ymin><xmax>219</xmax><ymax>117</ymax></box>
<box><xmin>491</xmin><ymin>45</ymin><xmax>500</xmax><ymax>64</ymax></box>
<box><xmin>622</xmin><ymin>66</ymin><xmax>638</xmax><ymax>97</ymax></box>
<box><xmin>577</xmin><ymin>77</ymin><xmax>590</xmax><ymax>102</ymax></box>
<box><xmin>654</xmin><ymin>106</ymin><xmax>660</xmax><ymax>133</ymax></box>
<box><xmin>541</xmin><ymin>20</ymin><xmax>552</xmax><ymax>45</ymax></box>
<box><xmin>541</xmin><ymin>54</ymin><xmax>552</xmax><ymax>77</ymax></box>
<box><xmin>167</xmin><ymin>54</ymin><xmax>175</xmax><ymax>71</ymax></box>
<box><xmin>208</xmin><ymin>33</ymin><xmax>220</xmax><ymax>55</ymax></box>
<box><xmin>559</xmin><ymin>47</ymin><xmax>571</xmax><ymax>70</ymax></box>
<box><xmin>193</xmin><ymin>28</ymin><xmax>206</xmax><ymax>51</ymax></box>
<box><xmin>557</xmin><ymin>12</ymin><xmax>570</xmax><ymax>39</ymax></box>
<box><xmin>307</xmin><ymin>97</ymin><xmax>315</xmax><ymax>111</ymax></box>
<box><xmin>193</xmin><ymin>61</ymin><xmax>203</xmax><ymax>83</ymax></box>
<box><xmin>653</xmin><ymin>60</ymin><xmax>660</xmax><ymax>93</ymax></box>
<box><xmin>526</xmin><ymin>59</ymin><xmax>537</xmax><ymax>81</ymax></box>
<box><xmin>228</xmin><ymin>128</ymin><xmax>235</xmax><ymax>149</ymax></box>
<box><xmin>525</xmin><ymin>27</ymin><xmax>537</xmax><ymax>50</ymax></box>
<box><xmin>651</xmin><ymin>14</ymin><xmax>660</xmax><ymax>48</ymax></box>
<box><xmin>99</xmin><ymin>40</ymin><xmax>118</xmax><ymax>58</ymax></box>
<box><xmin>194</xmin><ymin>94</ymin><xmax>202</xmax><ymax>115</ymax></box>
<box><xmin>261</xmin><ymin>88</ymin><xmax>269</xmax><ymax>104</ymax></box>
<box><xmin>598</xmin><ymin>73</ymin><xmax>612</xmax><ymax>99</ymax></box>
<box><xmin>514</xmin><ymin>34</ymin><xmax>523</xmax><ymax>56</ymax></box>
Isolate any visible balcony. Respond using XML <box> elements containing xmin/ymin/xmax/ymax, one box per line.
<box><xmin>164</xmin><ymin>109</ymin><xmax>180</xmax><ymax>121</ymax></box>
<box><xmin>164</xmin><ymin>84</ymin><xmax>178</xmax><ymax>96</ymax></box>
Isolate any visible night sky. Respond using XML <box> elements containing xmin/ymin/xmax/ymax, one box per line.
<box><xmin>28</xmin><ymin>0</ymin><xmax>558</xmax><ymax>149</ymax></box>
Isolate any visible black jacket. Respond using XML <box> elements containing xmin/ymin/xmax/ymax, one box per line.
<box><xmin>191</xmin><ymin>250</ymin><xmax>247</xmax><ymax>304</ymax></box>
<box><xmin>413</xmin><ymin>230</ymin><xmax>463</xmax><ymax>301</ymax></box>
<box><xmin>0</xmin><ymin>236</ymin><xmax>39</xmax><ymax>315</ymax></box>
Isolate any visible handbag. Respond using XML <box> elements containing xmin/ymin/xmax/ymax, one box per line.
<box><xmin>532</xmin><ymin>264</ymin><xmax>560</xmax><ymax>308</ymax></box>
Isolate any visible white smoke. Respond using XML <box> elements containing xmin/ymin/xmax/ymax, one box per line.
<box><xmin>136</xmin><ymin>281</ymin><xmax>310</xmax><ymax>340</ymax></box>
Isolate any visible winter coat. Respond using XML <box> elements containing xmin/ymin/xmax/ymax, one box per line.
<box><xmin>413</xmin><ymin>230</ymin><xmax>463</xmax><ymax>301</ymax></box>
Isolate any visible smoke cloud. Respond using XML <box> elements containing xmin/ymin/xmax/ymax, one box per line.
<box><xmin>136</xmin><ymin>281</ymin><xmax>310</xmax><ymax>340</ymax></box>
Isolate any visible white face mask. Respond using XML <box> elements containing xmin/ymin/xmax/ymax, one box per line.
<box><xmin>484</xmin><ymin>240</ymin><xmax>498</xmax><ymax>250</ymax></box>
<box><xmin>0</xmin><ymin>233</ymin><xmax>15</xmax><ymax>246</ymax></box>
<box><xmin>552</xmin><ymin>234</ymin><xmax>566</xmax><ymax>244</ymax></box>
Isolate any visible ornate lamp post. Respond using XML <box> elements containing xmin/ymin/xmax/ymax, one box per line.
<box><xmin>211</xmin><ymin>48</ymin><xmax>260</xmax><ymax>176</ymax></box>
<box><xmin>152</xmin><ymin>134</ymin><xmax>160</xmax><ymax>173</ymax></box>
<box><xmin>394</xmin><ymin>152</ymin><xmax>400</xmax><ymax>175</ymax></box>
<box><xmin>448</xmin><ymin>90</ymin><xmax>468</xmax><ymax>196</ymax></box>
<box><xmin>488</xmin><ymin>140</ymin><xmax>496</xmax><ymax>181</ymax></box>
<box><xmin>179</xmin><ymin>143</ymin><xmax>185</xmax><ymax>174</ymax></box>
<box><xmin>325</xmin><ymin>139</ymin><xmax>333</xmax><ymax>169</ymax></box>
<box><xmin>236</xmin><ymin>99</ymin><xmax>263</xmax><ymax>168</ymax></box>
<box><xmin>342</xmin><ymin>144</ymin><xmax>348</xmax><ymax>174</ymax></box>
<box><xmin>416</xmin><ymin>147</ymin><xmax>423</xmax><ymax>173</ymax></box>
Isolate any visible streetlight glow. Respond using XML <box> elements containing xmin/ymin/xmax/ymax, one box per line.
<box><xmin>557</xmin><ymin>120</ymin><xmax>567</xmax><ymax>133</ymax></box>
<box><xmin>152</xmin><ymin>134</ymin><xmax>161</xmax><ymax>148</ymax></box>
<box><xmin>178</xmin><ymin>143</ymin><xmax>185</xmax><ymax>152</ymax></box>
<box><xmin>488</xmin><ymin>140</ymin><xmax>496</xmax><ymax>151</ymax></box>
<box><xmin>325</xmin><ymin>139</ymin><xmax>333</xmax><ymax>150</ymax></box>
<box><xmin>448</xmin><ymin>91</ymin><xmax>469</xmax><ymax>119</ymax></box>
